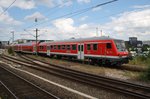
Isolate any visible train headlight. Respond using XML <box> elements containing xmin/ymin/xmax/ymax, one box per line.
<box><xmin>118</xmin><ymin>54</ymin><xmax>122</xmax><ymax>58</ymax></box>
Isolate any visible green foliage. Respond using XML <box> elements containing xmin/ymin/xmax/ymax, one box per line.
<box><xmin>147</xmin><ymin>52</ymin><xmax>150</xmax><ymax>58</ymax></box>
<box><xmin>140</xmin><ymin>65</ymin><xmax>150</xmax><ymax>81</ymax></box>
<box><xmin>129</xmin><ymin>56</ymin><xmax>147</xmax><ymax>66</ymax></box>
<box><xmin>128</xmin><ymin>52</ymin><xmax>150</xmax><ymax>81</ymax></box>
<box><xmin>8</xmin><ymin>47</ymin><xmax>14</xmax><ymax>55</ymax></box>
<box><xmin>131</xmin><ymin>54</ymin><xmax>150</xmax><ymax>81</ymax></box>
<box><xmin>142</xmin><ymin>45</ymin><xmax>150</xmax><ymax>51</ymax></box>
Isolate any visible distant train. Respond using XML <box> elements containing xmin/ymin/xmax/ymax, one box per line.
<box><xmin>13</xmin><ymin>36</ymin><xmax>130</xmax><ymax>66</ymax></box>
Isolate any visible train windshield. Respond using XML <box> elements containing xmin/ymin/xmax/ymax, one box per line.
<box><xmin>115</xmin><ymin>40</ymin><xmax>127</xmax><ymax>52</ymax></box>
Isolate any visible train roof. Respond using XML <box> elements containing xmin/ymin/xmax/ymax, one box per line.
<box><xmin>44</xmin><ymin>36</ymin><xmax>123</xmax><ymax>44</ymax></box>
<box><xmin>17</xmin><ymin>42</ymin><xmax>37</xmax><ymax>46</ymax></box>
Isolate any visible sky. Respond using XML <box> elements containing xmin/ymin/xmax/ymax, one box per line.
<box><xmin>0</xmin><ymin>0</ymin><xmax>150</xmax><ymax>42</ymax></box>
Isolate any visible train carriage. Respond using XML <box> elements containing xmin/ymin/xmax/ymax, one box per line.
<box><xmin>38</xmin><ymin>42</ymin><xmax>47</xmax><ymax>54</ymax></box>
<box><xmin>38</xmin><ymin>36</ymin><xmax>129</xmax><ymax>65</ymax></box>
<box><xmin>14</xmin><ymin>42</ymin><xmax>38</xmax><ymax>54</ymax></box>
<box><xmin>14</xmin><ymin>36</ymin><xmax>129</xmax><ymax>65</ymax></box>
<box><xmin>14</xmin><ymin>44</ymin><xmax>22</xmax><ymax>52</ymax></box>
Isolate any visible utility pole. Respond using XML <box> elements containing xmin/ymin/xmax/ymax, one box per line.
<box><xmin>35</xmin><ymin>18</ymin><xmax>39</xmax><ymax>55</ymax></box>
<box><xmin>35</xmin><ymin>28</ymin><xmax>40</xmax><ymax>55</ymax></box>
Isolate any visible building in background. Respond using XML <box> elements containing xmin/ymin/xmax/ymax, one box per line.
<box><xmin>0</xmin><ymin>41</ymin><xmax>9</xmax><ymax>49</ymax></box>
<box><xmin>143</xmin><ymin>41</ymin><xmax>150</xmax><ymax>46</ymax></box>
<box><xmin>13</xmin><ymin>39</ymin><xmax>53</xmax><ymax>44</ymax></box>
<box><xmin>129</xmin><ymin>37</ymin><xmax>138</xmax><ymax>47</ymax></box>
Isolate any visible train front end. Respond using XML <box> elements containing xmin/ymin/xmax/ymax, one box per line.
<box><xmin>114</xmin><ymin>40</ymin><xmax>130</xmax><ymax>65</ymax></box>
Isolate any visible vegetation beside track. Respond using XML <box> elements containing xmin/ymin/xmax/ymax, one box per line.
<box><xmin>129</xmin><ymin>54</ymin><xmax>150</xmax><ymax>67</ymax></box>
<box><xmin>128</xmin><ymin>53</ymin><xmax>150</xmax><ymax>81</ymax></box>
<box><xmin>7</xmin><ymin>47</ymin><xmax>14</xmax><ymax>55</ymax></box>
<box><xmin>140</xmin><ymin>65</ymin><xmax>150</xmax><ymax>81</ymax></box>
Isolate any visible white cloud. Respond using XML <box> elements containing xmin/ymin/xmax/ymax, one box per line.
<box><xmin>36</xmin><ymin>0</ymin><xmax>55</xmax><ymax>7</ymax></box>
<box><xmin>57</xmin><ymin>0</ymin><xmax>73</xmax><ymax>7</ymax></box>
<box><xmin>52</xmin><ymin>18</ymin><xmax>76</xmax><ymax>33</ymax></box>
<box><xmin>24</xmin><ymin>12</ymin><xmax>46</xmax><ymax>21</ymax></box>
<box><xmin>0</xmin><ymin>7</ymin><xmax>22</xmax><ymax>25</ymax></box>
<box><xmin>77</xmin><ymin>0</ymin><xmax>91</xmax><ymax>3</ymax></box>
<box><xmin>21</xmin><ymin>8</ymin><xmax>150</xmax><ymax>41</ymax></box>
<box><xmin>35</xmin><ymin>0</ymin><xmax>73</xmax><ymax>8</ymax></box>
<box><xmin>0</xmin><ymin>0</ymin><xmax>35</xmax><ymax>10</ymax></box>
<box><xmin>100</xmin><ymin>9</ymin><xmax>150</xmax><ymax>40</ymax></box>
<box><xmin>0</xmin><ymin>26</ymin><xmax>16</xmax><ymax>41</ymax></box>
<box><xmin>0</xmin><ymin>0</ymin><xmax>74</xmax><ymax>10</ymax></box>
<box><xmin>80</xmin><ymin>16</ymin><xmax>88</xmax><ymax>21</ymax></box>
<box><xmin>79</xmin><ymin>24</ymin><xmax>88</xmax><ymax>29</ymax></box>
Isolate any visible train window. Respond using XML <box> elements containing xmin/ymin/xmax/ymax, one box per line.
<box><xmin>81</xmin><ymin>45</ymin><xmax>83</xmax><ymax>51</ymax></box>
<box><xmin>62</xmin><ymin>45</ymin><xmax>66</xmax><ymax>49</ymax></box>
<box><xmin>78</xmin><ymin>45</ymin><xmax>80</xmax><ymax>51</ymax></box>
<box><xmin>93</xmin><ymin>44</ymin><xmax>98</xmax><ymax>50</ymax></box>
<box><xmin>67</xmin><ymin>45</ymin><xmax>70</xmax><ymax>50</ymax></box>
<box><xmin>40</xmin><ymin>46</ymin><xmax>43</xmax><ymax>49</ymax></box>
<box><xmin>58</xmin><ymin>45</ymin><xmax>61</xmax><ymax>50</ymax></box>
<box><xmin>47</xmin><ymin>46</ymin><xmax>50</xmax><ymax>50</ymax></box>
<box><xmin>51</xmin><ymin>45</ymin><xmax>53</xmax><ymax>49</ymax></box>
<box><xmin>87</xmin><ymin>44</ymin><xmax>90</xmax><ymax>50</ymax></box>
<box><xmin>42</xmin><ymin>46</ymin><xmax>44</xmax><ymax>49</ymax></box>
<box><xmin>54</xmin><ymin>45</ymin><xmax>57</xmax><ymax>49</ymax></box>
<box><xmin>106</xmin><ymin>43</ymin><xmax>112</xmax><ymax>49</ymax></box>
<box><xmin>72</xmin><ymin>45</ymin><xmax>76</xmax><ymax>50</ymax></box>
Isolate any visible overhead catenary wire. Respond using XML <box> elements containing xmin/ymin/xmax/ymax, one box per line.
<box><xmin>43</xmin><ymin>0</ymin><xmax>75</xmax><ymax>17</ymax></box>
<box><xmin>37</xmin><ymin>7</ymin><xmax>150</xmax><ymax>29</ymax></box>
<box><xmin>25</xmin><ymin>0</ymin><xmax>118</xmax><ymax>29</ymax></box>
<box><xmin>0</xmin><ymin>0</ymin><xmax>17</xmax><ymax>16</ymax></box>
<box><xmin>22</xmin><ymin>0</ymin><xmax>75</xmax><ymax>37</ymax></box>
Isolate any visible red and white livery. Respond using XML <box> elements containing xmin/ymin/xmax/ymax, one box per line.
<box><xmin>14</xmin><ymin>36</ymin><xmax>130</xmax><ymax>65</ymax></box>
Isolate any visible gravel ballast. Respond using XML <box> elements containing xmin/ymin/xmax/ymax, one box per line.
<box><xmin>0</xmin><ymin>59</ymin><xmax>134</xmax><ymax>99</ymax></box>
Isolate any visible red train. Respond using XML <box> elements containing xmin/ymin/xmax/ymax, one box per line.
<box><xmin>13</xmin><ymin>36</ymin><xmax>130</xmax><ymax>65</ymax></box>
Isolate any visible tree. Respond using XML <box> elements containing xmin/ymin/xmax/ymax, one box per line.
<box><xmin>142</xmin><ymin>45</ymin><xmax>150</xmax><ymax>52</ymax></box>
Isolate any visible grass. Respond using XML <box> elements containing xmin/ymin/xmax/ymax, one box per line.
<box><xmin>129</xmin><ymin>56</ymin><xmax>148</xmax><ymax>66</ymax></box>
<box><xmin>140</xmin><ymin>65</ymin><xmax>150</xmax><ymax>81</ymax></box>
<box><xmin>129</xmin><ymin>54</ymin><xmax>150</xmax><ymax>81</ymax></box>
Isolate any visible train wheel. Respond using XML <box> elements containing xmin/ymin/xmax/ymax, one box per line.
<box><xmin>57</xmin><ymin>55</ymin><xmax>62</xmax><ymax>59</ymax></box>
<box><xmin>116</xmin><ymin>63</ymin><xmax>122</xmax><ymax>66</ymax></box>
<box><xmin>97</xmin><ymin>59</ymin><xmax>102</xmax><ymax>66</ymax></box>
<box><xmin>90</xmin><ymin>59</ymin><xmax>97</xmax><ymax>65</ymax></box>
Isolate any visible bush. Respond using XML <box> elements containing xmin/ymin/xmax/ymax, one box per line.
<box><xmin>129</xmin><ymin>56</ymin><xmax>147</xmax><ymax>65</ymax></box>
<box><xmin>147</xmin><ymin>52</ymin><xmax>150</xmax><ymax>58</ymax></box>
<box><xmin>140</xmin><ymin>65</ymin><xmax>150</xmax><ymax>81</ymax></box>
<box><xmin>8</xmin><ymin>47</ymin><xmax>14</xmax><ymax>55</ymax></box>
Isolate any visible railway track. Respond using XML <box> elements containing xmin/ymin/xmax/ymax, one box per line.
<box><xmin>0</xmin><ymin>80</ymin><xmax>18</xmax><ymax>98</ymax></box>
<box><xmin>0</xmin><ymin>63</ymin><xmax>59</xmax><ymax>99</ymax></box>
<box><xmin>26</xmin><ymin>54</ymin><xmax>146</xmax><ymax>72</ymax></box>
<box><xmin>1</xmin><ymin>54</ymin><xmax>150</xmax><ymax>99</ymax></box>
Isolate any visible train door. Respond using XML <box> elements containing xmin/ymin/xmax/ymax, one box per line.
<box><xmin>77</xmin><ymin>43</ymin><xmax>84</xmax><ymax>60</ymax></box>
<box><xmin>21</xmin><ymin>45</ymin><xmax>22</xmax><ymax>52</ymax></box>
<box><xmin>33</xmin><ymin>45</ymin><xmax>36</xmax><ymax>53</ymax></box>
<box><xmin>47</xmin><ymin>45</ymin><xmax>50</xmax><ymax>56</ymax></box>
